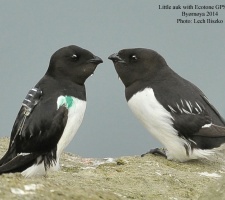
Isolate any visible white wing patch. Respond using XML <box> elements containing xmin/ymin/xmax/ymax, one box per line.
<box><xmin>195</xmin><ymin>107</ymin><xmax>200</xmax><ymax>113</ymax></box>
<box><xmin>168</xmin><ymin>105</ymin><xmax>176</xmax><ymax>113</ymax></box>
<box><xmin>181</xmin><ymin>99</ymin><xmax>184</xmax><ymax>106</ymax></box>
<box><xmin>182</xmin><ymin>108</ymin><xmax>191</xmax><ymax>114</ymax></box>
<box><xmin>185</xmin><ymin>100</ymin><xmax>192</xmax><ymax>113</ymax></box>
<box><xmin>167</xmin><ymin>99</ymin><xmax>204</xmax><ymax>115</ymax></box>
<box><xmin>202</xmin><ymin>123</ymin><xmax>212</xmax><ymax>128</ymax></box>
<box><xmin>176</xmin><ymin>103</ymin><xmax>183</xmax><ymax>113</ymax></box>
<box><xmin>195</xmin><ymin>102</ymin><xmax>203</xmax><ymax>112</ymax></box>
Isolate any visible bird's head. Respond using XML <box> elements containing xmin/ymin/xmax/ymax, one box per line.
<box><xmin>108</xmin><ymin>48</ymin><xmax>167</xmax><ymax>87</ymax></box>
<box><xmin>46</xmin><ymin>45</ymin><xmax>103</xmax><ymax>85</ymax></box>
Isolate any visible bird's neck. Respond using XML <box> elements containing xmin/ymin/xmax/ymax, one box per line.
<box><xmin>36</xmin><ymin>75</ymin><xmax>86</xmax><ymax>101</ymax></box>
<box><xmin>125</xmin><ymin>66</ymin><xmax>175</xmax><ymax>101</ymax></box>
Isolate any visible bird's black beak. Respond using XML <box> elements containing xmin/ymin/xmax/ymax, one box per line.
<box><xmin>108</xmin><ymin>53</ymin><xmax>126</xmax><ymax>63</ymax></box>
<box><xmin>89</xmin><ymin>55</ymin><xmax>103</xmax><ymax>65</ymax></box>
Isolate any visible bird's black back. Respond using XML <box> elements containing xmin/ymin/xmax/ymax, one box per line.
<box><xmin>9</xmin><ymin>75</ymin><xmax>86</xmax><ymax>154</ymax></box>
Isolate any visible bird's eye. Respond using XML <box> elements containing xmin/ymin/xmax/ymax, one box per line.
<box><xmin>131</xmin><ymin>55</ymin><xmax>138</xmax><ymax>61</ymax></box>
<box><xmin>71</xmin><ymin>54</ymin><xmax>78</xmax><ymax>60</ymax></box>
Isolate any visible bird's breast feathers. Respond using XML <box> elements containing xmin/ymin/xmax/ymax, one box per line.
<box><xmin>56</xmin><ymin>95</ymin><xmax>86</xmax><ymax>157</ymax></box>
<box><xmin>127</xmin><ymin>88</ymin><xmax>178</xmax><ymax>144</ymax></box>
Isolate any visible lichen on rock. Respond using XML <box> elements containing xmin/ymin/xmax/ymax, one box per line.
<box><xmin>0</xmin><ymin>137</ymin><xmax>225</xmax><ymax>200</ymax></box>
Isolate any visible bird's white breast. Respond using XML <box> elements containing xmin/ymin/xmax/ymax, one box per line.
<box><xmin>127</xmin><ymin>88</ymin><xmax>213</xmax><ymax>162</ymax></box>
<box><xmin>56</xmin><ymin>96</ymin><xmax>86</xmax><ymax>158</ymax></box>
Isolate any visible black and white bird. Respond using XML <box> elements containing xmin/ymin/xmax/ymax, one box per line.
<box><xmin>109</xmin><ymin>48</ymin><xmax>225</xmax><ymax>162</ymax></box>
<box><xmin>0</xmin><ymin>45</ymin><xmax>102</xmax><ymax>177</ymax></box>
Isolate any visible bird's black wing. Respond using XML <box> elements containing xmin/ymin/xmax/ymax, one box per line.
<box><xmin>164</xmin><ymin>98</ymin><xmax>211</xmax><ymax>136</ymax></box>
<box><xmin>200</xmin><ymin>94</ymin><xmax>225</xmax><ymax>125</ymax></box>
<box><xmin>0</xmin><ymin>88</ymin><xmax>42</xmax><ymax>166</ymax></box>
<box><xmin>164</xmin><ymin>97</ymin><xmax>225</xmax><ymax>149</ymax></box>
<box><xmin>152</xmin><ymin>75</ymin><xmax>225</xmax><ymax>150</ymax></box>
<box><xmin>0</xmin><ymin>88</ymin><xmax>68</xmax><ymax>170</ymax></box>
<box><xmin>9</xmin><ymin>88</ymin><xmax>43</xmax><ymax>148</ymax></box>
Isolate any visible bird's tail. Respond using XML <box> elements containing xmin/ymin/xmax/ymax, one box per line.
<box><xmin>0</xmin><ymin>149</ymin><xmax>58</xmax><ymax>176</ymax></box>
<box><xmin>0</xmin><ymin>152</ymin><xmax>38</xmax><ymax>174</ymax></box>
<box><xmin>193</xmin><ymin>124</ymin><xmax>225</xmax><ymax>150</ymax></box>
<box><xmin>0</xmin><ymin>148</ymin><xmax>15</xmax><ymax>166</ymax></box>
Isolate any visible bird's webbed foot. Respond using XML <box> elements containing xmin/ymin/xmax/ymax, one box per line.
<box><xmin>141</xmin><ymin>148</ymin><xmax>167</xmax><ymax>158</ymax></box>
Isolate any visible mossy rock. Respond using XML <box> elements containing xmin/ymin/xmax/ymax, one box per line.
<box><xmin>0</xmin><ymin>137</ymin><xmax>225</xmax><ymax>200</ymax></box>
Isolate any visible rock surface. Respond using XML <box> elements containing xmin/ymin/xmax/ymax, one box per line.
<box><xmin>0</xmin><ymin>137</ymin><xmax>225</xmax><ymax>200</ymax></box>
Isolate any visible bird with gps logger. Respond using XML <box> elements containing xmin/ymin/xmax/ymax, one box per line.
<box><xmin>0</xmin><ymin>45</ymin><xmax>103</xmax><ymax>177</ymax></box>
